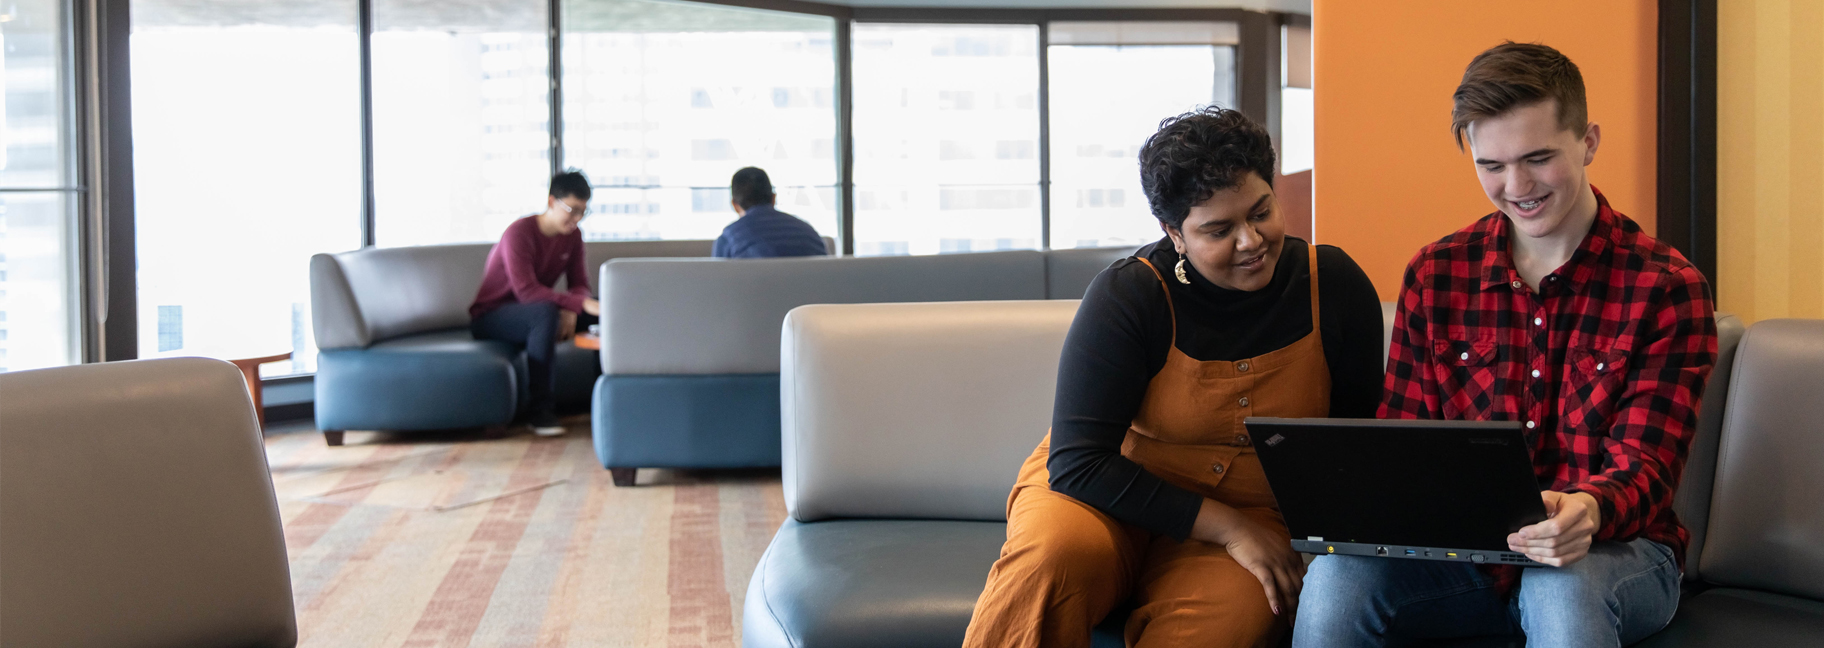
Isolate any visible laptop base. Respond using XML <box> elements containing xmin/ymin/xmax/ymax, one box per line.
<box><xmin>1294</xmin><ymin>540</ymin><xmax>1547</xmax><ymax>568</ymax></box>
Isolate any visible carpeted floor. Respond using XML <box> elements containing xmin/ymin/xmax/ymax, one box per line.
<box><xmin>263</xmin><ymin>418</ymin><xmax>786</xmax><ymax>648</ymax></box>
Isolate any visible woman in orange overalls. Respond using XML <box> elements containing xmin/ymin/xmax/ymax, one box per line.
<box><xmin>963</xmin><ymin>108</ymin><xmax>1385</xmax><ymax>647</ymax></box>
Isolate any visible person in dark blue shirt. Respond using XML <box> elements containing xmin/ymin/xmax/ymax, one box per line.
<box><xmin>712</xmin><ymin>167</ymin><xmax>829</xmax><ymax>258</ymax></box>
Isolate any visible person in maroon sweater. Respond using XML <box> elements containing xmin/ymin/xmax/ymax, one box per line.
<box><xmin>470</xmin><ymin>171</ymin><xmax>602</xmax><ymax>436</ymax></box>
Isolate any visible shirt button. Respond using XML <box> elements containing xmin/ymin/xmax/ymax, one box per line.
<box><xmin>1597</xmin><ymin>362</ymin><xmax>1606</xmax><ymax>371</ymax></box>
<box><xmin>1237</xmin><ymin>361</ymin><xmax>1251</xmax><ymax>372</ymax></box>
<box><xmin>1512</xmin><ymin>280</ymin><xmax>1523</xmax><ymax>289</ymax></box>
<box><xmin>1239</xmin><ymin>396</ymin><xmax>1251</xmax><ymax>407</ymax></box>
<box><xmin>1532</xmin><ymin>369</ymin><xmax>1541</xmax><ymax>378</ymax></box>
<box><xmin>1211</xmin><ymin>463</ymin><xmax>1225</xmax><ymax>474</ymax></box>
<box><xmin>1534</xmin><ymin>317</ymin><xmax>1543</xmax><ymax>326</ymax></box>
<box><xmin>1526</xmin><ymin>420</ymin><xmax>1537</xmax><ymax>429</ymax></box>
<box><xmin>1460</xmin><ymin>352</ymin><xmax>1470</xmax><ymax>361</ymax></box>
<box><xmin>1236</xmin><ymin>434</ymin><xmax>1250</xmax><ymax>445</ymax></box>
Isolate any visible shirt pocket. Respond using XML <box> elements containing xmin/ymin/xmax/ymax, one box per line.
<box><xmin>1562</xmin><ymin>341</ymin><xmax>1631</xmax><ymax>434</ymax></box>
<box><xmin>1433</xmin><ymin>337</ymin><xmax>1498</xmax><ymax>420</ymax></box>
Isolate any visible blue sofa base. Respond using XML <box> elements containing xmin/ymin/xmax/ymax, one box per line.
<box><xmin>316</xmin><ymin>332</ymin><xmax>519</xmax><ymax>432</ymax></box>
<box><xmin>316</xmin><ymin>329</ymin><xmax>600</xmax><ymax>433</ymax></box>
<box><xmin>592</xmin><ymin>373</ymin><xmax>782</xmax><ymax>470</ymax></box>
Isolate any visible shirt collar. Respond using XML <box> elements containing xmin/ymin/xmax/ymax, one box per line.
<box><xmin>1478</xmin><ymin>185</ymin><xmax>1617</xmax><ymax>294</ymax></box>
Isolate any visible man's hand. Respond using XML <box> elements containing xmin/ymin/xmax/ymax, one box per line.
<box><xmin>582</xmin><ymin>298</ymin><xmax>601</xmax><ymax>316</ymax></box>
<box><xmin>1192</xmin><ymin>499</ymin><xmax>1304</xmax><ymax>619</ymax></box>
<box><xmin>1509</xmin><ymin>491</ymin><xmax>1601</xmax><ymax>566</ymax></box>
<box><xmin>557</xmin><ymin>309</ymin><xmax>578</xmax><ymax>342</ymax></box>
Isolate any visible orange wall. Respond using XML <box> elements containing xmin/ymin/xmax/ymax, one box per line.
<box><xmin>1314</xmin><ymin>1</ymin><xmax>1658</xmax><ymax>300</ymax></box>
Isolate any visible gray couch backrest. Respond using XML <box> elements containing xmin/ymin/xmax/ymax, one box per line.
<box><xmin>780</xmin><ymin>300</ymin><xmax>1079</xmax><ymax>523</ymax></box>
<box><xmin>1671</xmin><ymin>312</ymin><xmax>1745</xmax><ymax>582</ymax></box>
<box><xmin>311</xmin><ymin>239</ymin><xmax>714</xmax><ymax>349</ymax></box>
<box><xmin>1697</xmin><ymin>319</ymin><xmax>1824</xmax><ymax>599</ymax></box>
<box><xmin>600</xmin><ymin>251</ymin><xmax>1050</xmax><ymax>375</ymax></box>
<box><xmin>1045</xmin><ymin>245</ymin><xmax>1138</xmax><ymax>300</ymax></box>
<box><xmin>0</xmin><ymin>358</ymin><xmax>297</xmax><ymax>647</ymax></box>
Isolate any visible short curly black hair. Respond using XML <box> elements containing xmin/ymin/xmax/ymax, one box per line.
<box><xmin>1138</xmin><ymin>107</ymin><xmax>1276</xmax><ymax>229</ymax></box>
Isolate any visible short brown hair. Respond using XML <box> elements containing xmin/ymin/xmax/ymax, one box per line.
<box><xmin>1450</xmin><ymin>42</ymin><xmax>1588</xmax><ymax>150</ymax></box>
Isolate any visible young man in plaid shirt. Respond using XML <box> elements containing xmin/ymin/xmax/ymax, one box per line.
<box><xmin>1293</xmin><ymin>43</ymin><xmax>1718</xmax><ymax>647</ymax></box>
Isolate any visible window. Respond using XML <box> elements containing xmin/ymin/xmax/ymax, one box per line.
<box><xmin>852</xmin><ymin>23</ymin><xmax>1041</xmax><ymax>257</ymax></box>
<box><xmin>0</xmin><ymin>0</ymin><xmax>79</xmax><ymax>373</ymax></box>
<box><xmin>562</xmin><ymin>0</ymin><xmax>838</xmax><ymax>242</ymax></box>
<box><xmin>1046</xmin><ymin>22</ymin><xmax>1237</xmax><ymax>250</ymax></box>
<box><xmin>131</xmin><ymin>0</ymin><xmax>362</xmax><ymax>376</ymax></box>
<box><xmin>371</xmin><ymin>0</ymin><xmax>551</xmax><ymax>247</ymax></box>
<box><xmin>1281</xmin><ymin>24</ymin><xmax>1313</xmax><ymax>175</ymax></box>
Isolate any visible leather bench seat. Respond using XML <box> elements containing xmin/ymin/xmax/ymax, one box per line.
<box><xmin>744</xmin><ymin>519</ymin><xmax>1129</xmax><ymax>648</ymax></box>
<box><xmin>747</xmin><ymin>300</ymin><xmax>1778</xmax><ymax>647</ymax></box>
<box><xmin>316</xmin><ymin>330</ymin><xmax>519</xmax><ymax>432</ymax></box>
<box><xmin>1637</xmin><ymin>589</ymin><xmax>1824</xmax><ymax>647</ymax></box>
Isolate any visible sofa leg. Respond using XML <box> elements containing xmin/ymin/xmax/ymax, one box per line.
<box><xmin>323</xmin><ymin>430</ymin><xmax>345</xmax><ymax>447</ymax></box>
<box><xmin>610</xmin><ymin>468</ymin><xmax>637</xmax><ymax>487</ymax></box>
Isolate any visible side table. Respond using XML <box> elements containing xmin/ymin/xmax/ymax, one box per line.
<box><xmin>228</xmin><ymin>352</ymin><xmax>292</xmax><ymax>431</ymax></box>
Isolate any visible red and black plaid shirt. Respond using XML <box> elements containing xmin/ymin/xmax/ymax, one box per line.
<box><xmin>1381</xmin><ymin>187</ymin><xmax>1717</xmax><ymax>589</ymax></box>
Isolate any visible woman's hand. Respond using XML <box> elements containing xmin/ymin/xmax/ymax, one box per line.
<box><xmin>1191</xmin><ymin>498</ymin><xmax>1305</xmax><ymax>619</ymax></box>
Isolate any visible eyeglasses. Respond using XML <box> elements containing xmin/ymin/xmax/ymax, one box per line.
<box><xmin>554</xmin><ymin>200</ymin><xmax>587</xmax><ymax>217</ymax></box>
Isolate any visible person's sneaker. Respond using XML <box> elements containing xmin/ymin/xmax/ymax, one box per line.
<box><xmin>531</xmin><ymin>411</ymin><xmax>565</xmax><ymax>437</ymax></box>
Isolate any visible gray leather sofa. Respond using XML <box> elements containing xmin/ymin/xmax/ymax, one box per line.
<box><xmin>309</xmin><ymin>239</ymin><xmax>715</xmax><ymax>445</ymax></box>
<box><xmin>746</xmin><ymin>299</ymin><xmax>1757</xmax><ymax>647</ymax></box>
<box><xmin>591</xmin><ymin>246</ymin><xmax>1135</xmax><ymax>485</ymax></box>
<box><xmin>745</xmin><ymin>300</ymin><xmax>1092</xmax><ymax>648</ymax></box>
<box><xmin>1637</xmin><ymin>319</ymin><xmax>1824</xmax><ymax>646</ymax></box>
<box><xmin>0</xmin><ymin>358</ymin><xmax>297</xmax><ymax>647</ymax></box>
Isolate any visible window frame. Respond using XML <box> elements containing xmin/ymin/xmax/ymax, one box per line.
<box><xmin>89</xmin><ymin>0</ymin><xmax>1302</xmax><ymax>371</ymax></box>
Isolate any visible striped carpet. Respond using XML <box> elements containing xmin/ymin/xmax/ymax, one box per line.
<box><xmin>264</xmin><ymin>419</ymin><xmax>786</xmax><ymax>648</ymax></box>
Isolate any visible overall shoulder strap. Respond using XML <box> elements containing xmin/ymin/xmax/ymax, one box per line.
<box><xmin>1133</xmin><ymin>257</ymin><xmax>1178</xmax><ymax>345</ymax></box>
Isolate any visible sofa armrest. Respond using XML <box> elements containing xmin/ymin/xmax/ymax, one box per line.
<box><xmin>310</xmin><ymin>253</ymin><xmax>370</xmax><ymax>350</ymax></box>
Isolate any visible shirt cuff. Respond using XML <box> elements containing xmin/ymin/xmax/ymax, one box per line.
<box><xmin>553</xmin><ymin>292</ymin><xmax>585</xmax><ymax>313</ymax></box>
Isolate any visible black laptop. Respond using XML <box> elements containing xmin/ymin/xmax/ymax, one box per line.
<box><xmin>1244</xmin><ymin>417</ymin><xmax>1550</xmax><ymax>568</ymax></box>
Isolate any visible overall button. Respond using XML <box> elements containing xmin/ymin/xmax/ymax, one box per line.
<box><xmin>1235</xmin><ymin>434</ymin><xmax>1250</xmax><ymax>445</ymax></box>
<box><xmin>1236</xmin><ymin>361</ymin><xmax>1251</xmax><ymax>372</ymax></box>
<box><xmin>1239</xmin><ymin>396</ymin><xmax>1251</xmax><ymax>407</ymax></box>
<box><xmin>1211</xmin><ymin>463</ymin><xmax>1225</xmax><ymax>475</ymax></box>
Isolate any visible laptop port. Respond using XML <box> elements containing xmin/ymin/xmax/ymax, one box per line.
<box><xmin>1376</xmin><ymin>546</ymin><xmax>1388</xmax><ymax>556</ymax></box>
<box><xmin>1404</xmin><ymin>549</ymin><xmax>1417</xmax><ymax>556</ymax></box>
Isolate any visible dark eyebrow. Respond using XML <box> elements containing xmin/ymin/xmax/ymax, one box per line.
<box><xmin>1194</xmin><ymin>194</ymin><xmax>1272</xmax><ymax>231</ymax></box>
<box><xmin>1474</xmin><ymin>148</ymin><xmax>1558</xmax><ymax>166</ymax></box>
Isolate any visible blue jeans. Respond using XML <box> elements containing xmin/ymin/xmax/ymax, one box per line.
<box><xmin>471</xmin><ymin>301</ymin><xmax>594</xmax><ymax>422</ymax></box>
<box><xmin>1293</xmin><ymin>539</ymin><xmax>1680</xmax><ymax>647</ymax></box>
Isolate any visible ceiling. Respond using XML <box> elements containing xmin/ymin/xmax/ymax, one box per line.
<box><xmin>132</xmin><ymin>0</ymin><xmax>1307</xmax><ymax>30</ymax></box>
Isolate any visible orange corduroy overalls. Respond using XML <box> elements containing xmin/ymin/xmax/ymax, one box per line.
<box><xmin>963</xmin><ymin>252</ymin><xmax>1331</xmax><ymax>648</ymax></box>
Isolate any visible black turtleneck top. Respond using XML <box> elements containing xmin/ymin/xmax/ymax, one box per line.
<box><xmin>1046</xmin><ymin>236</ymin><xmax>1384</xmax><ymax>540</ymax></box>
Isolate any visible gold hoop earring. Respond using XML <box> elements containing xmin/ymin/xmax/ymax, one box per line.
<box><xmin>1174</xmin><ymin>258</ymin><xmax>1191</xmax><ymax>285</ymax></box>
